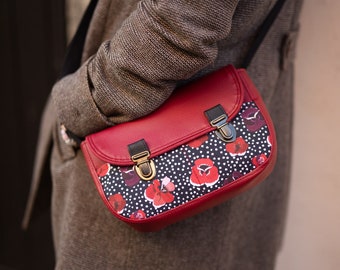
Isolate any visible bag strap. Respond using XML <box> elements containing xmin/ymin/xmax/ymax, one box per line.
<box><xmin>60</xmin><ymin>0</ymin><xmax>98</xmax><ymax>78</ymax></box>
<box><xmin>241</xmin><ymin>0</ymin><xmax>287</xmax><ymax>68</ymax></box>
<box><xmin>62</xmin><ymin>0</ymin><xmax>286</xmax><ymax>76</ymax></box>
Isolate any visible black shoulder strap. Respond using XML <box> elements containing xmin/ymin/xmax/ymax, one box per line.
<box><xmin>61</xmin><ymin>0</ymin><xmax>286</xmax><ymax>76</ymax></box>
<box><xmin>60</xmin><ymin>0</ymin><xmax>98</xmax><ymax>78</ymax></box>
<box><xmin>241</xmin><ymin>0</ymin><xmax>286</xmax><ymax>68</ymax></box>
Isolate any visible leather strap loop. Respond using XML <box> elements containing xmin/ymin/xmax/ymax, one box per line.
<box><xmin>204</xmin><ymin>105</ymin><xmax>227</xmax><ymax>123</ymax></box>
<box><xmin>128</xmin><ymin>139</ymin><xmax>149</xmax><ymax>158</ymax></box>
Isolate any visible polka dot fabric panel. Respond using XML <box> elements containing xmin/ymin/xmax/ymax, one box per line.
<box><xmin>98</xmin><ymin>102</ymin><xmax>272</xmax><ymax>220</ymax></box>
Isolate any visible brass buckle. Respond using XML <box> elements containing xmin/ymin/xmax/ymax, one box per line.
<box><xmin>131</xmin><ymin>151</ymin><xmax>156</xmax><ymax>181</ymax></box>
<box><xmin>210</xmin><ymin>114</ymin><xmax>236</xmax><ymax>143</ymax></box>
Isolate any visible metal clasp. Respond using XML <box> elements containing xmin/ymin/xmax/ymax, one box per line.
<box><xmin>210</xmin><ymin>114</ymin><xmax>236</xmax><ymax>143</ymax></box>
<box><xmin>131</xmin><ymin>151</ymin><xmax>156</xmax><ymax>181</ymax></box>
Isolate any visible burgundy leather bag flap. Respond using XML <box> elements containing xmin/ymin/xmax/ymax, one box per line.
<box><xmin>84</xmin><ymin>65</ymin><xmax>244</xmax><ymax>165</ymax></box>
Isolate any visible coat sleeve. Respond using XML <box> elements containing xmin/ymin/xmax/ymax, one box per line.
<box><xmin>51</xmin><ymin>0</ymin><xmax>240</xmax><ymax>138</ymax></box>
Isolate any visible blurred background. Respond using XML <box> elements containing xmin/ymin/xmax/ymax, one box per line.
<box><xmin>1</xmin><ymin>1</ymin><xmax>65</xmax><ymax>269</ymax></box>
<box><xmin>0</xmin><ymin>0</ymin><xmax>339</xmax><ymax>269</ymax></box>
<box><xmin>276</xmin><ymin>1</ymin><xmax>340</xmax><ymax>269</ymax></box>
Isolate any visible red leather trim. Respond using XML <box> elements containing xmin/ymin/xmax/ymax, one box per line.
<box><xmin>81</xmin><ymin>66</ymin><xmax>278</xmax><ymax>232</ymax></box>
<box><xmin>83</xmin><ymin>65</ymin><xmax>243</xmax><ymax>165</ymax></box>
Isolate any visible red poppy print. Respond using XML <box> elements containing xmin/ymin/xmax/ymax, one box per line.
<box><xmin>226</xmin><ymin>137</ymin><xmax>248</xmax><ymax>157</ymax></box>
<box><xmin>108</xmin><ymin>194</ymin><xmax>126</xmax><ymax>214</ymax></box>
<box><xmin>120</xmin><ymin>166</ymin><xmax>140</xmax><ymax>187</ymax></box>
<box><xmin>130</xmin><ymin>210</ymin><xmax>146</xmax><ymax>220</ymax></box>
<box><xmin>187</xmin><ymin>134</ymin><xmax>209</xmax><ymax>148</ymax></box>
<box><xmin>97</xmin><ymin>163</ymin><xmax>111</xmax><ymax>177</ymax></box>
<box><xmin>241</xmin><ymin>107</ymin><xmax>266</xmax><ymax>132</ymax></box>
<box><xmin>145</xmin><ymin>177</ymin><xmax>175</xmax><ymax>209</ymax></box>
<box><xmin>190</xmin><ymin>158</ymin><xmax>219</xmax><ymax>187</ymax></box>
<box><xmin>252</xmin><ymin>154</ymin><xmax>268</xmax><ymax>167</ymax></box>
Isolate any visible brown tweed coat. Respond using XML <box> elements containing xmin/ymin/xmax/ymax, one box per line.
<box><xmin>25</xmin><ymin>0</ymin><xmax>303</xmax><ymax>269</ymax></box>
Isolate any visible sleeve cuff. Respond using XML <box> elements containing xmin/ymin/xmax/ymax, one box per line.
<box><xmin>51</xmin><ymin>59</ymin><xmax>114</xmax><ymax>138</ymax></box>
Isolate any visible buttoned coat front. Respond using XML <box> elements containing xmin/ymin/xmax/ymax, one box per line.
<box><xmin>25</xmin><ymin>0</ymin><xmax>303</xmax><ymax>269</ymax></box>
